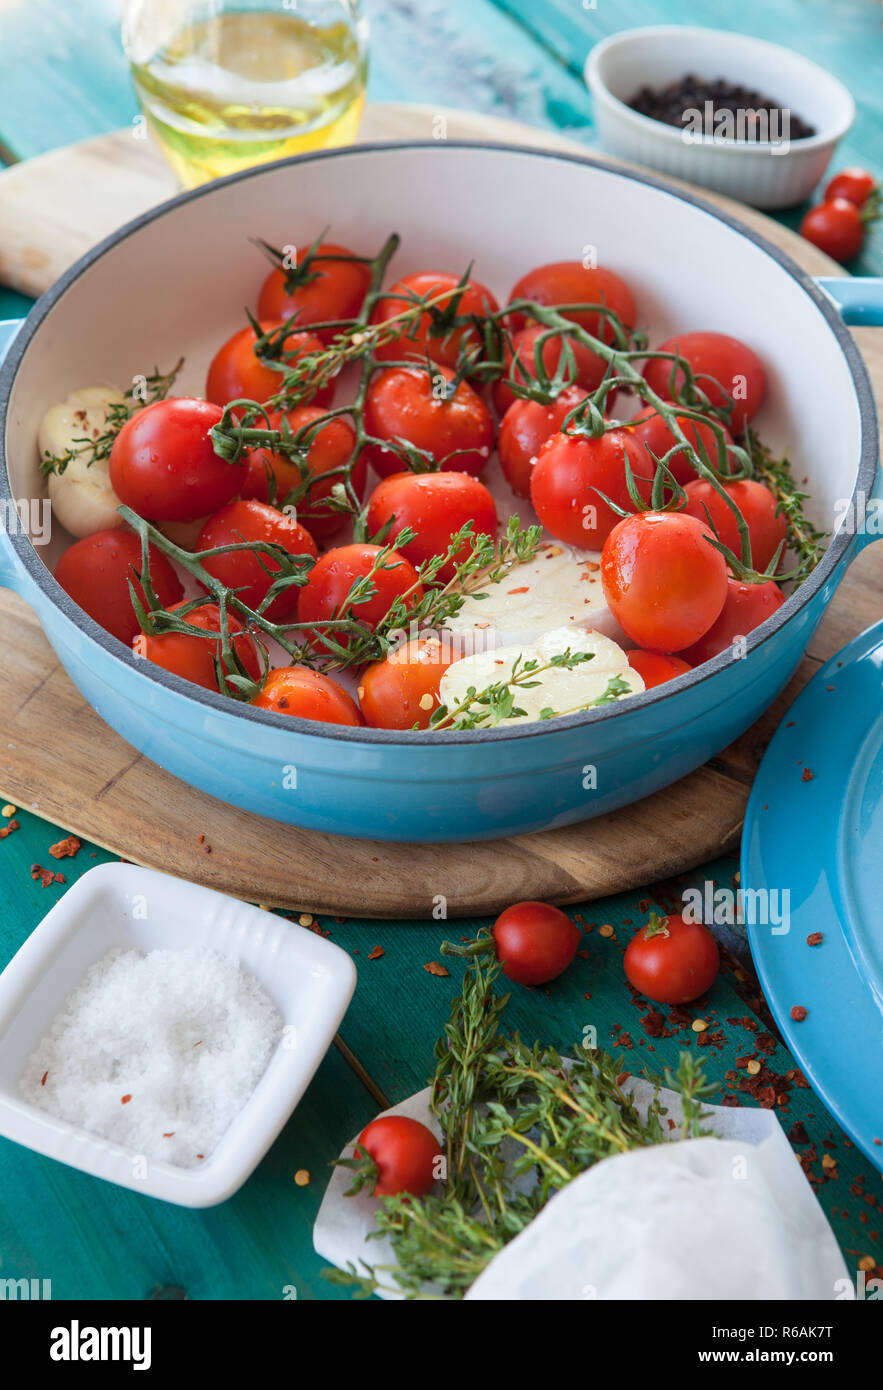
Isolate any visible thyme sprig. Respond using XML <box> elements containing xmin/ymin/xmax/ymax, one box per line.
<box><xmin>742</xmin><ymin>426</ymin><xmax>828</xmax><ymax>583</ymax></box>
<box><xmin>40</xmin><ymin>359</ymin><xmax>183</xmax><ymax>478</ymax></box>
<box><xmin>323</xmin><ymin>934</ymin><xmax>714</xmax><ymax>1300</ymax></box>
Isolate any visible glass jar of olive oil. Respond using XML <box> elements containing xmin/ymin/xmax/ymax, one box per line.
<box><xmin>122</xmin><ymin>1</ymin><xmax>368</xmax><ymax>187</ymax></box>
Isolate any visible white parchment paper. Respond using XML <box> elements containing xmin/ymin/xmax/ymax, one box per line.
<box><xmin>313</xmin><ymin>1077</ymin><xmax>847</xmax><ymax>1300</ymax></box>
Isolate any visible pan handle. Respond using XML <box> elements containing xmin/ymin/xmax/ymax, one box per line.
<box><xmin>814</xmin><ymin>277</ymin><xmax>883</xmax><ymax>327</ymax></box>
<box><xmin>0</xmin><ymin>318</ymin><xmax>30</xmax><ymax>594</ymax></box>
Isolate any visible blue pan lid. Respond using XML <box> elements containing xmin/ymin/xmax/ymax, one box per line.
<box><xmin>742</xmin><ymin>619</ymin><xmax>883</xmax><ymax>1172</ymax></box>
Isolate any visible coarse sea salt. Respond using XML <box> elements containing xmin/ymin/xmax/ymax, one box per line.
<box><xmin>19</xmin><ymin>947</ymin><xmax>283</xmax><ymax>1168</ymax></box>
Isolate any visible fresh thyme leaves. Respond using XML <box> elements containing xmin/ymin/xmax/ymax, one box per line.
<box><xmin>40</xmin><ymin>361</ymin><xmax>183</xmax><ymax>478</ymax></box>
<box><xmin>428</xmin><ymin>650</ymin><xmax>629</xmax><ymax>731</ymax></box>
<box><xmin>323</xmin><ymin>933</ymin><xmax>714</xmax><ymax>1300</ymax></box>
<box><xmin>742</xmin><ymin>427</ymin><xmax>828</xmax><ymax>583</ymax></box>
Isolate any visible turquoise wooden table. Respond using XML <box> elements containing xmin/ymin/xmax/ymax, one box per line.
<box><xmin>0</xmin><ymin>0</ymin><xmax>881</xmax><ymax>1301</ymax></box>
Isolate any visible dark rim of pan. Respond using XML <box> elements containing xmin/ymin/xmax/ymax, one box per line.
<box><xmin>0</xmin><ymin>141</ymin><xmax>877</xmax><ymax>746</ymax></box>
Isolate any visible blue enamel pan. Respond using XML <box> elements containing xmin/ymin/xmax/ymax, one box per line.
<box><xmin>0</xmin><ymin>143</ymin><xmax>880</xmax><ymax>842</ymax></box>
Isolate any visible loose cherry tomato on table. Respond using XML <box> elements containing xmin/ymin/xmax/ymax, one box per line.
<box><xmin>498</xmin><ymin>385</ymin><xmax>589</xmax><ymax>499</ymax></box>
<box><xmin>109</xmin><ymin>397</ymin><xmax>243</xmax><ymax>523</ymax></box>
<box><xmin>134</xmin><ymin>601</ymin><xmax>261</xmax><ymax>692</ymax></box>
<box><xmin>800</xmin><ymin>198</ymin><xmax>865</xmax><ymax>263</ymax></box>
<box><xmin>601</xmin><ymin>511</ymin><xmax>728</xmax><ymax>652</ymax></box>
<box><xmin>242</xmin><ymin>405</ymin><xmax>363</xmax><ymax>538</ymax></box>
<box><xmin>678</xmin><ymin>576</ymin><xmax>785</xmax><ymax>666</ymax></box>
<box><xmin>196</xmin><ymin>499</ymin><xmax>318</xmax><ymax>622</ymax></box>
<box><xmin>492</xmin><ymin>323</ymin><xmax>613</xmax><ymax>416</ymax></box>
<box><xmin>683</xmin><ymin>477</ymin><xmax>787</xmax><ymax>572</ymax></box>
<box><xmin>624</xmin><ymin>910</ymin><xmax>719</xmax><ymax>1005</ymax></box>
<box><xmin>257</xmin><ymin>243</ymin><xmax>372</xmax><ymax>342</ymax></box>
<box><xmin>529</xmin><ymin>427</ymin><xmax>653</xmax><ymax>548</ymax></box>
<box><xmin>642</xmin><ymin>332</ymin><xmax>766</xmax><ymax>434</ymax></box>
<box><xmin>506</xmin><ymin>262</ymin><xmax>636</xmax><ymax>341</ymax></box>
<box><xmin>371</xmin><ymin>270</ymin><xmax>499</xmax><ymax>370</ymax></box>
<box><xmin>492</xmin><ymin>901</ymin><xmax>581</xmax><ymax>986</ymax></box>
<box><xmin>366</xmin><ymin>471</ymin><xmax>498</xmax><ymax>582</ymax></box>
<box><xmin>53</xmin><ymin>528</ymin><xmax>184</xmax><ymax>646</ymax></box>
<box><xmin>627</xmin><ymin>406</ymin><xmax>734</xmax><ymax>486</ymax></box>
<box><xmin>358</xmin><ymin>637</ymin><xmax>455</xmax><ymax>729</ymax></box>
<box><xmin>298</xmin><ymin>542</ymin><xmax>422</xmax><ymax>639</ymax></box>
<box><xmin>353</xmin><ymin>1115</ymin><xmax>440</xmax><ymax>1197</ymax></box>
<box><xmin>824</xmin><ymin>167</ymin><xmax>878</xmax><ymax>208</ymax></box>
<box><xmin>250</xmin><ymin>666</ymin><xmax>362</xmax><ymax>725</ymax></box>
<box><xmin>205</xmin><ymin>322</ymin><xmax>333</xmax><ymax>409</ymax></box>
<box><xmin>362</xmin><ymin>365</ymin><xmax>494</xmax><ymax>479</ymax></box>
<box><xmin>626</xmin><ymin>649</ymin><xmax>692</xmax><ymax>689</ymax></box>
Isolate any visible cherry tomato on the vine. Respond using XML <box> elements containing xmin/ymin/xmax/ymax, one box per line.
<box><xmin>134</xmin><ymin>601</ymin><xmax>261</xmax><ymax>692</ymax></box>
<box><xmin>242</xmin><ymin>406</ymin><xmax>363</xmax><ymax>539</ymax></box>
<box><xmin>354</xmin><ymin>1115</ymin><xmax>440</xmax><ymax>1197</ymax></box>
<box><xmin>625</xmin><ymin>649</ymin><xmax>692</xmax><ymax>689</ymax></box>
<box><xmin>642</xmin><ymin>332</ymin><xmax>766</xmax><ymax>434</ymax></box>
<box><xmin>800</xmin><ymin>198</ymin><xmax>865</xmax><ymax>263</ymax></box>
<box><xmin>205</xmin><ymin>322</ymin><xmax>333</xmax><ymax>409</ymax></box>
<box><xmin>53</xmin><ymin>528</ymin><xmax>183</xmax><ymax>646</ymax></box>
<box><xmin>683</xmin><ymin>477</ymin><xmax>786</xmax><ymax>572</ymax></box>
<box><xmin>363</xmin><ymin>365</ymin><xmax>494</xmax><ymax>479</ymax></box>
<box><xmin>601</xmin><ymin>511</ymin><xmax>728</xmax><ymax>652</ymax></box>
<box><xmin>624</xmin><ymin>911</ymin><xmax>719</xmax><ymax>1005</ymax></box>
<box><xmin>678</xmin><ymin>576</ymin><xmax>785</xmax><ymax>666</ymax></box>
<box><xmin>492</xmin><ymin>323</ymin><xmax>612</xmax><ymax>416</ymax></box>
<box><xmin>824</xmin><ymin>167</ymin><xmax>877</xmax><ymax>208</ymax></box>
<box><xmin>298</xmin><ymin>542</ymin><xmax>422</xmax><ymax>638</ymax></box>
<box><xmin>109</xmin><ymin>397</ymin><xmax>243</xmax><ymax>523</ymax></box>
<box><xmin>627</xmin><ymin>406</ymin><xmax>734</xmax><ymax>485</ymax></box>
<box><xmin>529</xmin><ymin>427</ymin><xmax>652</xmax><ymax>548</ymax></box>
<box><xmin>506</xmin><ymin>262</ymin><xmax>636</xmax><ymax>342</ymax></box>
<box><xmin>498</xmin><ymin>386</ymin><xmax>589</xmax><ymax>499</ymax></box>
<box><xmin>196</xmin><ymin>498</ymin><xmax>318</xmax><ymax>622</ymax></box>
<box><xmin>256</xmin><ymin>242</ymin><xmax>372</xmax><ymax>342</ymax></box>
<box><xmin>492</xmin><ymin>901</ymin><xmax>581</xmax><ymax>986</ymax></box>
<box><xmin>250</xmin><ymin>666</ymin><xmax>362</xmax><ymax>725</ymax></box>
<box><xmin>358</xmin><ymin>637</ymin><xmax>455</xmax><ymax>730</ymax></box>
<box><xmin>371</xmin><ymin>270</ymin><xmax>499</xmax><ymax>370</ymax></box>
<box><xmin>366</xmin><ymin>471</ymin><xmax>497</xmax><ymax>583</ymax></box>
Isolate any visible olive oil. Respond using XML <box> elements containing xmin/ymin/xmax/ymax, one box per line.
<box><xmin>130</xmin><ymin>10</ymin><xmax>367</xmax><ymax>187</ymax></box>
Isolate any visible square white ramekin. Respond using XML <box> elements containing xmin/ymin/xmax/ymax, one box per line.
<box><xmin>0</xmin><ymin>864</ymin><xmax>356</xmax><ymax>1206</ymax></box>
<box><xmin>585</xmin><ymin>26</ymin><xmax>855</xmax><ymax>209</ymax></box>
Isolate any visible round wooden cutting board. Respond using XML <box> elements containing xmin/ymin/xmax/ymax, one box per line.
<box><xmin>0</xmin><ymin>103</ymin><xmax>881</xmax><ymax>918</ymax></box>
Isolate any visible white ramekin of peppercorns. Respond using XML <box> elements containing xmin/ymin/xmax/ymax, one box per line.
<box><xmin>585</xmin><ymin>25</ymin><xmax>854</xmax><ymax>209</ymax></box>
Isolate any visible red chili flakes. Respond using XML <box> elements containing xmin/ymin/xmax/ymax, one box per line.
<box><xmin>163</xmin><ymin>1132</ymin><xmax>175</xmax><ymax>1138</ymax></box>
<box><xmin>49</xmin><ymin>835</ymin><xmax>81</xmax><ymax>859</ymax></box>
<box><xmin>40</xmin><ymin>1071</ymin><xmax>48</xmax><ymax>1087</ymax></box>
<box><xmin>507</xmin><ymin>586</ymin><xmax>530</xmax><ymax>595</ymax></box>
<box><xmin>0</xmin><ymin>819</ymin><xmax>20</xmax><ymax>839</ymax></box>
<box><xmin>806</xmin><ymin>932</ymin><xmax>823</xmax><ymax>946</ymax></box>
<box><xmin>790</xmin><ymin>1005</ymin><xmax>808</xmax><ymax>1021</ymax></box>
<box><xmin>643</xmin><ymin>1011</ymin><xmax>666</xmax><ymax>1037</ymax></box>
<box><xmin>367</xmin><ymin>945</ymin><xmax>384</xmax><ymax>961</ymax></box>
<box><xmin>121</xmin><ymin>1094</ymin><xmax>132</xmax><ymax>1105</ymax></box>
<box><xmin>424</xmin><ymin>961</ymin><xmax>450</xmax><ymax>977</ymax></box>
<box><xmin>617</xmin><ymin>1033</ymin><xmax>634</xmax><ymax>1051</ymax></box>
<box><xmin>788</xmin><ymin>1121</ymin><xmax>810</xmax><ymax>1145</ymax></box>
<box><xmin>30</xmin><ymin>864</ymin><xmax>55</xmax><ymax>888</ymax></box>
<box><xmin>801</xmin><ymin>768</ymin><xmax>814</xmax><ymax>782</ymax></box>
<box><xmin>615</xmin><ymin>1071</ymin><xmax>630</xmax><ymax>1087</ymax></box>
<box><xmin>875</xmin><ymin>1138</ymin><xmax>882</xmax><ymax>1147</ymax></box>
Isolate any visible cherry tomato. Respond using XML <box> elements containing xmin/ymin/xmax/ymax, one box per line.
<box><xmin>205</xmin><ymin>322</ymin><xmax>333</xmax><ymax>409</ymax></box>
<box><xmin>642</xmin><ymin>332</ymin><xmax>766</xmax><ymax>434</ymax></box>
<box><xmin>250</xmin><ymin>665</ymin><xmax>362</xmax><ymax>725</ymax></box>
<box><xmin>678</xmin><ymin>576</ymin><xmax>785</xmax><ymax>666</ymax></box>
<box><xmin>529</xmin><ymin>427</ymin><xmax>652</xmax><ymax>548</ymax></box>
<box><xmin>498</xmin><ymin>386</ymin><xmax>589</xmax><ymax>499</ymax></box>
<box><xmin>371</xmin><ymin>270</ymin><xmax>499</xmax><ymax>370</ymax></box>
<box><xmin>196</xmin><ymin>499</ymin><xmax>318</xmax><ymax>622</ymax></box>
<box><xmin>109</xmin><ymin>397</ymin><xmax>243</xmax><ymax>523</ymax></box>
<box><xmin>257</xmin><ymin>242</ymin><xmax>372</xmax><ymax>342</ymax></box>
<box><xmin>355</xmin><ymin>1115</ymin><xmax>440</xmax><ymax>1197</ymax></box>
<box><xmin>54</xmin><ymin>529</ymin><xmax>183</xmax><ymax>646</ymax></box>
<box><xmin>624</xmin><ymin>911</ymin><xmax>719</xmax><ymax>1004</ymax></box>
<box><xmin>506</xmin><ymin>262</ymin><xmax>636</xmax><ymax>343</ymax></box>
<box><xmin>363</xmin><ymin>365</ymin><xmax>494</xmax><ymax>479</ymax></box>
<box><xmin>800</xmin><ymin>198</ymin><xmax>864</xmax><ymax>263</ymax></box>
<box><xmin>626</xmin><ymin>649</ymin><xmax>692</xmax><ymax>689</ymax></box>
<box><xmin>492</xmin><ymin>323</ymin><xmax>612</xmax><ymax>416</ymax></box>
<box><xmin>242</xmin><ymin>406</ymin><xmax>364</xmax><ymax>539</ymax></box>
<box><xmin>492</xmin><ymin>901</ymin><xmax>581</xmax><ymax>986</ymax></box>
<box><xmin>358</xmin><ymin>637</ymin><xmax>455</xmax><ymax>729</ymax></box>
<box><xmin>601</xmin><ymin>511</ymin><xmax>728</xmax><ymax>652</ymax></box>
<box><xmin>824</xmin><ymin>167</ymin><xmax>877</xmax><ymax>208</ymax></box>
<box><xmin>683</xmin><ymin>477</ymin><xmax>786</xmax><ymax>572</ymax></box>
<box><xmin>627</xmin><ymin>406</ymin><xmax>735</xmax><ymax>485</ymax></box>
<box><xmin>366</xmin><ymin>471</ymin><xmax>497</xmax><ymax>582</ymax></box>
<box><xmin>298</xmin><ymin>542</ymin><xmax>422</xmax><ymax>639</ymax></box>
<box><xmin>134</xmin><ymin>601</ymin><xmax>260</xmax><ymax>692</ymax></box>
